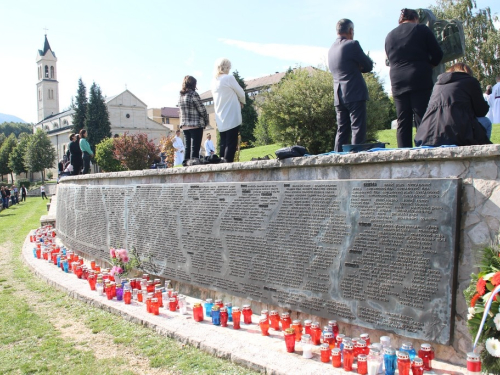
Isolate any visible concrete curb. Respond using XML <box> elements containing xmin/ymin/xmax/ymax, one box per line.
<box><xmin>22</xmin><ymin>235</ymin><xmax>466</xmax><ymax>375</ymax></box>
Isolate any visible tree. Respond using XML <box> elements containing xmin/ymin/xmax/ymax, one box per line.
<box><xmin>94</xmin><ymin>137</ymin><xmax>124</xmax><ymax>172</ymax></box>
<box><xmin>72</xmin><ymin>78</ymin><xmax>87</xmax><ymax>134</ymax></box>
<box><xmin>113</xmin><ymin>132</ymin><xmax>159</xmax><ymax>171</ymax></box>
<box><xmin>365</xmin><ymin>72</ymin><xmax>396</xmax><ymax>132</ymax></box>
<box><xmin>233</xmin><ymin>71</ymin><xmax>258</xmax><ymax>145</ymax></box>
<box><xmin>8</xmin><ymin>133</ymin><xmax>31</xmax><ymax>178</ymax></box>
<box><xmin>253</xmin><ymin>113</ymin><xmax>275</xmax><ymax>147</ymax></box>
<box><xmin>0</xmin><ymin>134</ymin><xmax>17</xmax><ymax>182</ymax></box>
<box><xmin>0</xmin><ymin>122</ymin><xmax>33</xmax><ymax>138</ymax></box>
<box><xmin>24</xmin><ymin>129</ymin><xmax>56</xmax><ymax>182</ymax></box>
<box><xmin>85</xmin><ymin>82</ymin><xmax>111</xmax><ymax>153</ymax></box>
<box><xmin>431</xmin><ymin>0</ymin><xmax>500</xmax><ymax>88</ymax></box>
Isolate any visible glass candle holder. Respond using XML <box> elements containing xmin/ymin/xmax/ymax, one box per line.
<box><xmin>332</xmin><ymin>348</ymin><xmax>342</xmax><ymax>368</ymax></box>
<box><xmin>269</xmin><ymin>310</ymin><xmax>280</xmax><ymax>330</ymax></box>
<box><xmin>397</xmin><ymin>351</ymin><xmax>411</xmax><ymax>375</ymax></box>
<box><xmin>178</xmin><ymin>295</ymin><xmax>187</xmax><ymax>315</ymax></box>
<box><xmin>220</xmin><ymin>307</ymin><xmax>228</xmax><ymax>327</ymax></box>
<box><xmin>304</xmin><ymin>319</ymin><xmax>312</xmax><ymax>335</ymax></box>
<box><xmin>418</xmin><ymin>343</ymin><xmax>434</xmax><ymax>371</ymax></box>
<box><xmin>284</xmin><ymin>328</ymin><xmax>296</xmax><ymax>353</ymax></box>
<box><xmin>292</xmin><ymin>320</ymin><xmax>303</xmax><ymax>342</ymax></box>
<box><xmin>225</xmin><ymin>302</ymin><xmax>233</xmax><ymax>322</ymax></box>
<box><xmin>193</xmin><ymin>303</ymin><xmax>204</xmax><ymax>322</ymax></box>
<box><xmin>301</xmin><ymin>334</ymin><xmax>313</xmax><ymax>359</ymax></box>
<box><xmin>151</xmin><ymin>297</ymin><xmax>160</xmax><ymax>315</ymax></box>
<box><xmin>124</xmin><ymin>289</ymin><xmax>132</xmax><ymax>304</ymax></box>
<box><xmin>281</xmin><ymin>312</ymin><xmax>291</xmax><ymax>330</ymax></box>
<box><xmin>358</xmin><ymin>354</ymin><xmax>368</xmax><ymax>375</ymax></box>
<box><xmin>259</xmin><ymin>317</ymin><xmax>270</xmax><ymax>336</ymax></box>
<box><xmin>232</xmin><ymin>307</ymin><xmax>241</xmax><ymax>329</ymax></box>
<box><xmin>169</xmin><ymin>297</ymin><xmax>176</xmax><ymax>312</ymax></box>
<box><xmin>211</xmin><ymin>306</ymin><xmax>221</xmax><ymax>326</ymax></box>
<box><xmin>320</xmin><ymin>343</ymin><xmax>330</xmax><ymax>363</ymax></box>
<box><xmin>204</xmin><ymin>299</ymin><xmax>213</xmax><ymax>317</ymax></box>
<box><xmin>242</xmin><ymin>305</ymin><xmax>252</xmax><ymax>324</ymax></box>
<box><xmin>411</xmin><ymin>357</ymin><xmax>424</xmax><ymax>375</ymax></box>
<box><xmin>467</xmin><ymin>352</ymin><xmax>481</xmax><ymax>375</ymax></box>
<box><xmin>400</xmin><ymin>342</ymin><xmax>416</xmax><ymax>361</ymax></box>
<box><xmin>343</xmin><ymin>341</ymin><xmax>355</xmax><ymax>371</ymax></box>
<box><xmin>310</xmin><ymin>322</ymin><xmax>321</xmax><ymax>345</ymax></box>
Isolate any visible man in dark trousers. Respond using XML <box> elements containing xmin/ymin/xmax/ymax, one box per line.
<box><xmin>328</xmin><ymin>18</ymin><xmax>373</xmax><ymax>152</ymax></box>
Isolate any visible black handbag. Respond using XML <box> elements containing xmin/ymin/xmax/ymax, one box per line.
<box><xmin>342</xmin><ymin>140</ymin><xmax>387</xmax><ymax>153</ymax></box>
<box><xmin>275</xmin><ymin>145</ymin><xmax>309</xmax><ymax>160</ymax></box>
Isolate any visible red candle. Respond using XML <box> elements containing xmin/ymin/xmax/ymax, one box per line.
<box><xmin>137</xmin><ymin>291</ymin><xmax>143</xmax><ymax>303</ymax></box>
<box><xmin>336</xmin><ymin>334</ymin><xmax>345</xmax><ymax>348</ymax></box>
<box><xmin>356</xmin><ymin>339</ymin><xmax>369</xmax><ymax>356</ymax></box>
<box><xmin>291</xmin><ymin>320</ymin><xmax>302</xmax><ymax>342</ymax></box>
<box><xmin>90</xmin><ymin>260</ymin><xmax>96</xmax><ymax>270</ymax></box>
<box><xmin>397</xmin><ymin>352</ymin><xmax>411</xmax><ymax>375</ymax></box>
<box><xmin>154</xmin><ymin>288</ymin><xmax>163</xmax><ymax>308</ymax></box>
<box><xmin>232</xmin><ymin>307</ymin><xmax>241</xmax><ymax>329</ymax></box>
<box><xmin>260</xmin><ymin>309</ymin><xmax>269</xmax><ymax>323</ymax></box>
<box><xmin>36</xmin><ymin>249</ymin><xmax>41</xmax><ymax>259</ymax></box>
<box><xmin>411</xmin><ymin>358</ymin><xmax>424</xmax><ymax>375</ymax></box>
<box><xmin>304</xmin><ymin>320</ymin><xmax>312</xmax><ymax>335</ymax></box>
<box><xmin>88</xmin><ymin>274</ymin><xmax>96</xmax><ymax>290</ymax></box>
<box><xmin>269</xmin><ymin>310</ymin><xmax>280</xmax><ymax>330</ymax></box>
<box><xmin>332</xmin><ymin>348</ymin><xmax>342</xmax><ymax>368</ymax></box>
<box><xmin>75</xmin><ymin>265</ymin><xmax>83</xmax><ymax>279</ymax></box>
<box><xmin>281</xmin><ymin>312</ymin><xmax>291</xmax><ymax>330</ymax></box>
<box><xmin>352</xmin><ymin>337</ymin><xmax>360</xmax><ymax>357</ymax></box>
<box><xmin>357</xmin><ymin>354</ymin><xmax>368</xmax><ymax>375</ymax></box>
<box><xmin>193</xmin><ymin>303</ymin><xmax>204</xmax><ymax>322</ymax></box>
<box><xmin>151</xmin><ymin>298</ymin><xmax>160</xmax><ymax>315</ymax></box>
<box><xmin>360</xmin><ymin>333</ymin><xmax>370</xmax><ymax>346</ymax></box>
<box><xmin>220</xmin><ymin>307</ymin><xmax>228</xmax><ymax>327</ymax></box>
<box><xmin>106</xmin><ymin>286</ymin><xmax>114</xmax><ymax>300</ymax></box>
<box><xmin>343</xmin><ymin>341</ymin><xmax>354</xmax><ymax>371</ymax></box>
<box><xmin>467</xmin><ymin>352</ymin><xmax>481</xmax><ymax>374</ymax></box>
<box><xmin>169</xmin><ymin>297</ymin><xmax>176</xmax><ymax>312</ymax></box>
<box><xmin>242</xmin><ymin>305</ymin><xmax>252</xmax><ymax>324</ymax></box>
<box><xmin>146</xmin><ymin>295</ymin><xmax>153</xmax><ymax>313</ymax></box>
<box><xmin>124</xmin><ymin>290</ymin><xmax>131</xmax><ymax>304</ymax></box>
<box><xmin>310</xmin><ymin>322</ymin><xmax>321</xmax><ymax>345</ymax></box>
<box><xmin>259</xmin><ymin>317</ymin><xmax>270</xmax><ymax>336</ymax></box>
<box><xmin>143</xmin><ymin>274</ymin><xmax>150</xmax><ymax>281</ymax></box>
<box><xmin>418</xmin><ymin>343</ymin><xmax>434</xmax><ymax>371</ymax></box>
<box><xmin>215</xmin><ymin>299</ymin><xmax>224</xmax><ymax>309</ymax></box>
<box><xmin>284</xmin><ymin>328</ymin><xmax>296</xmax><ymax>353</ymax></box>
<box><xmin>147</xmin><ymin>281</ymin><xmax>155</xmax><ymax>293</ymax></box>
<box><xmin>324</xmin><ymin>332</ymin><xmax>335</xmax><ymax>349</ymax></box>
<box><xmin>320</xmin><ymin>343</ymin><xmax>330</xmax><ymax>363</ymax></box>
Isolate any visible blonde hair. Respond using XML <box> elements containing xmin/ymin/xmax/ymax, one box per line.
<box><xmin>447</xmin><ymin>63</ymin><xmax>473</xmax><ymax>76</ymax></box>
<box><xmin>214</xmin><ymin>58</ymin><xmax>231</xmax><ymax>78</ymax></box>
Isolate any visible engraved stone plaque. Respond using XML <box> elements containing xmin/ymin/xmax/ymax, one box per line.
<box><xmin>56</xmin><ymin>178</ymin><xmax>460</xmax><ymax>344</ymax></box>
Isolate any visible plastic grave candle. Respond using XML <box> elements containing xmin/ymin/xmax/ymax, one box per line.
<box><xmin>146</xmin><ymin>280</ymin><xmax>155</xmax><ymax>293</ymax></box>
<box><xmin>343</xmin><ymin>341</ymin><xmax>355</xmax><ymax>371</ymax></box>
<box><xmin>232</xmin><ymin>307</ymin><xmax>241</xmax><ymax>329</ymax></box>
<box><xmin>193</xmin><ymin>303</ymin><xmax>204</xmax><ymax>322</ymax></box>
<box><xmin>36</xmin><ymin>247</ymin><xmax>41</xmax><ymax>259</ymax></box>
<box><xmin>384</xmin><ymin>348</ymin><xmax>397</xmax><ymax>375</ymax></box>
<box><xmin>124</xmin><ymin>289</ymin><xmax>132</xmax><ymax>304</ymax></box>
<box><xmin>304</xmin><ymin>320</ymin><xmax>312</xmax><ymax>335</ymax></box>
<box><xmin>301</xmin><ymin>334</ymin><xmax>313</xmax><ymax>359</ymax></box>
<box><xmin>75</xmin><ymin>265</ymin><xmax>83</xmax><ymax>279</ymax></box>
<box><xmin>116</xmin><ymin>286</ymin><xmax>123</xmax><ymax>301</ymax></box>
<box><xmin>211</xmin><ymin>306</ymin><xmax>221</xmax><ymax>326</ymax></box>
<box><xmin>320</xmin><ymin>343</ymin><xmax>331</xmax><ymax>363</ymax></box>
<box><xmin>397</xmin><ymin>351</ymin><xmax>411</xmax><ymax>375</ymax></box>
<box><xmin>151</xmin><ymin>298</ymin><xmax>160</xmax><ymax>315</ymax></box>
<box><xmin>259</xmin><ymin>317</ymin><xmax>270</xmax><ymax>335</ymax></box>
<box><xmin>269</xmin><ymin>310</ymin><xmax>280</xmax><ymax>330</ymax></box>
<box><xmin>146</xmin><ymin>294</ymin><xmax>153</xmax><ymax>313</ymax></box>
<box><xmin>466</xmin><ymin>352</ymin><xmax>481</xmax><ymax>375</ymax></box>
<box><xmin>225</xmin><ymin>302</ymin><xmax>233</xmax><ymax>322</ymax></box>
<box><xmin>357</xmin><ymin>339</ymin><xmax>369</xmax><ymax>356</ymax></box>
<box><xmin>90</xmin><ymin>260</ymin><xmax>96</xmax><ymax>270</ymax></box>
<box><xmin>166</xmin><ymin>287</ymin><xmax>173</xmax><ymax>297</ymax></box>
<box><xmin>220</xmin><ymin>307</ymin><xmax>228</xmax><ymax>327</ymax></box>
<box><xmin>106</xmin><ymin>284</ymin><xmax>114</xmax><ymax>300</ymax></box>
<box><xmin>204</xmin><ymin>299</ymin><xmax>213</xmax><ymax>317</ymax></box>
<box><xmin>242</xmin><ymin>305</ymin><xmax>252</xmax><ymax>324</ymax></box>
<box><xmin>215</xmin><ymin>299</ymin><xmax>224</xmax><ymax>309</ymax></box>
<box><xmin>328</xmin><ymin>320</ymin><xmax>339</xmax><ymax>337</ymax></box>
<box><xmin>137</xmin><ymin>291</ymin><xmax>144</xmax><ymax>303</ymax></box>
<box><xmin>284</xmin><ymin>328</ymin><xmax>296</xmax><ymax>353</ymax></box>
<box><xmin>175</xmin><ymin>295</ymin><xmax>184</xmax><ymax>314</ymax></box>
<box><xmin>132</xmin><ymin>289</ymin><xmax>139</xmax><ymax>301</ymax></box>
<box><xmin>324</xmin><ymin>332</ymin><xmax>335</xmax><ymax>349</ymax></box>
<box><xmin>368</xmin><ymin>348</ymin><xmax>382</xmax><ymax>375</ymax></box>
<box><xmin>352</xmin><ymin>337</ymin><xmax>360</xmax><ymax>357</ymax></box>
<box><xmin>96</xmin><ymin>278</ymin><xmax>104</xmax><ymax>296</ymax></box>
<box><xmin>291</xmin><ymin>320</ymin><xmax>303</xmax><ymax>342</ymax></box>
<box><xmin>63</xmin><ymin>259</ymin><xmax>69</xmax><ymax>273</ymax></box>
<box><xmin>310</xmin><ymin>322</ymin><xmax>321</xmax><ymax>345</ymax></box>
<box><xmin>155</xmin><ymin>286</ymin><xmax>163</xmax><ymax>308</ymax></box>
<box><xmin>281</xmin><ymin>312</ymin><xmax>291</xmax><ymax>330</ymax></box>
<box><xmin>88</xmin><ymin>274</ymin><xmax>96</xmax><ymax>290</ymax></box>
<box><xmin>417</xmin><ymin>343</ymin><xmax>434</xmax><ymax>370</ymax></box>
<box><xmin>336</xmin><ymin>334</ymin><xmax>345</xmax><ymax>349</ymax></box>
<box><xmin>169</xmin><ymin>297</ymin><xmax>176</xmax><ymax>312</ymax></box>
<box><xmin>322</xmin><ymin>325</ymin><xmax>333</xmax><ymax>343</ymax></box>
<box><xmin>332</xmin><ymin>348</ymin><xmax>342</xmax><ymax>368</ymax></box>
<box><xmin>154</xmin><ymin>278</ymin><xmax>161</xmax><ymax>286</ymax></box>
<box><xmin>400</xmin><ymin>342</ymin><xmax>416</xmax><ymax>361</ymax></box>
<box><xmin>358</xmin><ymin>354</ymin><xmax>368</xmax><ymax>375</ymax></box>
<box><xmin>380</xmin><ymin>336</ymin><xmax>390</xmax><ymax>350</ymax></box>
<box><xmin>360</xmin><ymin>333</ymin><xmax>371</xmax><ymax>346</ymax></box>
<box><xmin>260</xmin><ymin>309</ymin><xmax>269</xmax><ymax>324</ymax></box>
<box><xmin>411</xmin><ymin>357</ymin><xmax>424</xmax><ymax>375</ymax></box>
<box><xmin>57</xmin><ymin>254</ymin><xmax>61</xmax><ymax>267</ymax></box>
<box><xmin>143</xmin><ymin>273</ymin><xmax>150</xmax><ymax>281</ymax></box>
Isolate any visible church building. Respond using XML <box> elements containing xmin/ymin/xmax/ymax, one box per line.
<box><xmin>35</xmin><ymin>36</ymin><xmax>170</xmax><ymax>162</ymax></box>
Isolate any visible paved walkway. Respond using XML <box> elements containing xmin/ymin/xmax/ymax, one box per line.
<box><xmin>22</xmin><ymin>235</ymin><xmax>467</xmax><ymax>375</ymax></box>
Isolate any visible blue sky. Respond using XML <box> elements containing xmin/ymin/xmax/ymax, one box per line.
<box><xmin>1</xmin><ymin>0</ymin><xmax>499</xmax><ymax>123</ymax></box>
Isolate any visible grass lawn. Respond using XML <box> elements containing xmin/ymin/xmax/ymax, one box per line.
<box><xmin>0</xmin><ymin>199</ymin><xmax>256</xmax><ymax>374</ymax></box>
<box><xmin>240</xmin><ymin>125</ymin><xmax>500</xmax><ymax>160</ymax></box>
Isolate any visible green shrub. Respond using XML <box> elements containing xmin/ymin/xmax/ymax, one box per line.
<box><xmin>17</xmin><ymin>179</ymin><xmax>31</xmax><ymax>189</ymax></box>
<box><xmin>95</xmin><ymin>137</ymin><xmax>124</xmax><ymax>172</ymax></box>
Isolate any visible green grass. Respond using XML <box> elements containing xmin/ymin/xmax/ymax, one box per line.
<box><xmin>240</xmin><ymin>124</ymin><xmax>500</xmax><ymax>160</ymax></box>
<box><xmin>0</xmin><ymin>199</ymin><xmax>257</xmax><ymax>375</ymax></box>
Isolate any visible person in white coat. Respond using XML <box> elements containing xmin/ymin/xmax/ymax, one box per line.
<box><xmin>489</xmin><ymin>76</ymin><xmax>500</xmax><ymax>125</ymax></box>
<box><xmin>211</xmin><ymin>58</ymin><xmax>245</xmax><ymax>162</ymax></box>
<box><xmin>172</xmin><ymin>130</ymin><xmax>185</xmax><ymax>166</ymax></box>
<box><xmin>204</xmin><ymin>133</ymin><xmax>215</xmax><ymax>157</ymax></box>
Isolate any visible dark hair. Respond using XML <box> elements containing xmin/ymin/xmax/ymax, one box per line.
<box><xmin>399</xmin><ymin>8</ymin><xmax>419</xmax><ymax>24</ymax></box>
<box><xmin>180</xmin><ymin>76</ymin><xmax>197</xmax><ymax>95</ymax></box>
<box><xmin>486</xmin><ymin>85</ymin><xmax>492</xmax><ymax>95</ymax></box>
<box><xmin>79</xmin><ymin>129</ymin><xmax>87</xmax><ymax>138</ymax></box>
<box><xmin>336</xmin><ymin>19</ymin><xmax>354</xmax><ymax>35</ymax></box>
<box><xmin>447</xmin><ymin>62</ymin><xmax>473</xmax><ymax>76</ymax></box>
<box><xmin>69</xmin><ymin>133</ymin><xmax>75</xmax><ymax>141</ymax></box>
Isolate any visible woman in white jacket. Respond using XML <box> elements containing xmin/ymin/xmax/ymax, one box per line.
<box><xmin>211</xmin><ymin>58</ymin><xmax>245</xmax><ymax>162</ymax></box>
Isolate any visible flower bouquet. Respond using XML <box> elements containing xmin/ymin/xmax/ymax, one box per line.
<box><xmin>109</xmin><ymin>247</ymin><xmax>139</xmax><ymax>279</ymax></box>
<box><xmin>464</xmin><ymin>245</ymin><xmax>500</xmax><ymax>373</ymax></box>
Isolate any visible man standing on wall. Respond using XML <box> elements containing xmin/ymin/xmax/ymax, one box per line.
<box><xmin>328</xmin><ymin>18</ymin><xmax>373</xmax><ymax>152</ymax></box>
<box><xmin>173</xmin><ymin>129</ymin><xmax>185</xmax><ymax>166</ymax></box>
<box><xmin>489</xmin><ymin>76</ymin><xmax>500</xmax><ymax>125</ymax></box>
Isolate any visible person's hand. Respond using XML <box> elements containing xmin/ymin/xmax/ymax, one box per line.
<box><xmin>240</xmin><ymin>102</ymin><xmax>244</xmax><ymax>109</ymax></box>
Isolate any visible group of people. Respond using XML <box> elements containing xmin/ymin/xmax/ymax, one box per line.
<box><xmin>1</xmin><ymin>184</ymin><xmax>27</xmax><ymax>209</ymax></box>
<box><xmin>61</xmin><ymin>129</ymin><xmax>94</xmax><ymax>177</ymax></box>
<box><xmin>174</xmin><ymin>58</ymin><xmax>245</xmax><ymax>166</ymax></box>
<box><xmin>328</xmin><ymin>9</ymin><xmax>493</xmax><ymax>150</ymax></box>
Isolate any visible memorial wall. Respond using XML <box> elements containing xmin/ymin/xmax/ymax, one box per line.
<box><xmin>56</xmin><ymin>145</ymin><xmax>500</xmax><ymax>363</ymax></box>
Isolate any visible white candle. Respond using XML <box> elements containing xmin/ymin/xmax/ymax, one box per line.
<box><xmin>302</xmin><ymin>344</ymin><xmax>313</xmax><ymax>359</ymax></box>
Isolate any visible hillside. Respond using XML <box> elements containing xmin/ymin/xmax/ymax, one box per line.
<box><xmin>0</xmin><ymin>113</ymin><xmax>26</xmax><ymax>123</ymax></box>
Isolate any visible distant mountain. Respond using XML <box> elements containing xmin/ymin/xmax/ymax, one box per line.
<box><xmin>0</xmin><ymin>113</ymin><xmax>27</xmax><ymax>123</ymax></box>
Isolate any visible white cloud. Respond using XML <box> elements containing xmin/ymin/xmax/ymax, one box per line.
<box><xmin>367</xmin><ymin>49</ymin><xmax>391</xmax><ymax>94</ymax></box>
<box><xmin>495</xmin><ymin>19</ymin><xmax>500</xmax><ymax>30</ymax></box>
<box><xmin>218</xmin><ymin>38</ymin><xmax>328</xmax><ymax>67</ymax></box>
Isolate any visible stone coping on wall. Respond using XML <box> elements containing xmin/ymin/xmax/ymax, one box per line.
<box><xmin>22</xmin><ymin>234</ymin><xmax>467</xmax><ymax>375</ymax></box>
<box><xmin>58</xmin><ymin>145</ymin><xmax>500</xmax><ymax>183</ymax></box>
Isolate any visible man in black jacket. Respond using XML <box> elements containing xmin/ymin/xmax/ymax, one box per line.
<box><xmin>328</xmin><ymin>18</ymin><xmax>373</xmax><ymax>152</ymax></box>
<box><xmin>68</xmin><ymin>133</ymin><xmax>82</xmax><ymax>175</ymax></box>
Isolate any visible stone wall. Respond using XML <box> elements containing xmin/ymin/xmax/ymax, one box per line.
<box><xmin>56</xmin><ymin>145</ymin><xmax>500</xmax><ymax>365</ymax></box>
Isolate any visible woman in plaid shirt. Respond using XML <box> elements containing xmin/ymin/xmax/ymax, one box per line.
<box><xmin>178</xmin><ymin>75</ymin><xmax>209</xmax><ymax>163</ymax></box>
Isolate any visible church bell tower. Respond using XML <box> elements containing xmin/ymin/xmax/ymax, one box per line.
<box><xmin>36</xmin><ymin>35</ymin><xmax>59</xmax><ymax>122</ymax></box>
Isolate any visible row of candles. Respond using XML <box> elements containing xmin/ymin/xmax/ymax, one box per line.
<box><xmin>30</xmin><ymin>226</ymin><xmax>481</xmax><ymax>375</ymax></box>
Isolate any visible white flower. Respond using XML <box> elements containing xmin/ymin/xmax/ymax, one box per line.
<box><xmin>468</xmin><ymin>307</ymin><xmax>476</xmax><ymax>320</ymax></box>
<box><xmin>486</xmin><ymin>338</ymin><xmax>500</xmax><ymax>357</ymax></box>
<box><xmin>495</xmin><ymin>313</ymin><xmax>500</xmax><ymax>330</ymax></box>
